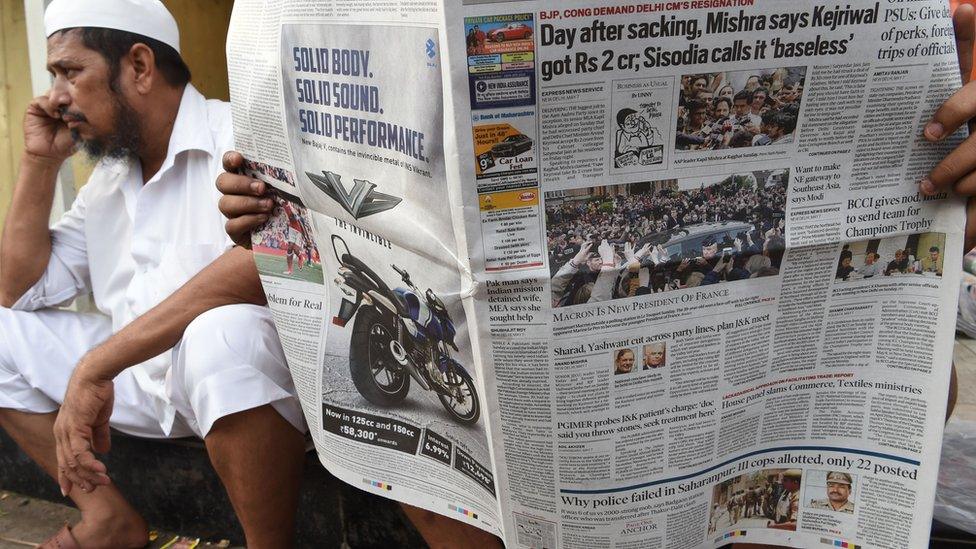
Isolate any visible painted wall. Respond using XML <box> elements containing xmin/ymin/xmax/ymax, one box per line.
<box><xmin>0</xmin><ymin>1</ymin><xmax>33</xmax><ymax>231</ymax></box>
<box><xmin>0</xmin><ymin>0</ymin><xmax>234</xmax><ymax>230</ymax></box>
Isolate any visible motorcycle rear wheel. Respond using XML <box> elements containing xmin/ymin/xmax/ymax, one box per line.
<box><xmin>438</xmin><ymin>367</ymin><xmax>480</xmax><ymax>425</ymax></box>
<box><xmin>350</xmin><ymin>308</ymin><xmax>410</xmax><ymax>406</ymax></box>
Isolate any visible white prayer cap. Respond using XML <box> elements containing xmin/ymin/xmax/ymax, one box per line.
<box><xmin>44</xmin><ymin>0</ymin><xmax>181</xmax><ymax>53</ymax></box>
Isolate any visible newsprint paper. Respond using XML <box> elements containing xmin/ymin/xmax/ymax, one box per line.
<box><xmin>227</xmin><ymin>0</ymin><xmax>965</xmax><ymax>547</ymax></box>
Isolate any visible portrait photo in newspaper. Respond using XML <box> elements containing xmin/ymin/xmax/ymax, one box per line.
<box><xmin>804</xmin><ymin>470</ymin><xmax>856</xmax><ymax>514</ymax></box>
<box><xmin>546</xmin><ymin>169</ymin><xmax>788</xmax><ymax>307</ymax></box>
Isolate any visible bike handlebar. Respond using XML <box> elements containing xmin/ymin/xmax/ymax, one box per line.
<box><xmin>392</xmin><ymin>264</ymin><xmax>409</xmax><ymax>281</ymax></box>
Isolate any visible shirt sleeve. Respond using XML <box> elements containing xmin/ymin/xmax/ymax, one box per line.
<box><xmin>11</xmin><ymin>187</ymin><xmax>91</xmax><ymax>311</ymax></box>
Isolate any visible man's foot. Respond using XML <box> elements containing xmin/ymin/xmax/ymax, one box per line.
<box><xmin>38</xmin><ymin>524</ymin><xmax>79</xmax><ymax>549</ymax></box>
<box><xmin>283</xmin><ymin>269</ymin><xmax>292</xmax><ymax>275</ymax></box>
<box><xmin>69</xmin><ymin>505</ymin><xmax>149</xmax><ymax>549</ymax></box>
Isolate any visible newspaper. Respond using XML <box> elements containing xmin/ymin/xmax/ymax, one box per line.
<box><xmin>226</xmin><ymin>1</ymin><xmax>965</xmax><ymax>547</ymax></box>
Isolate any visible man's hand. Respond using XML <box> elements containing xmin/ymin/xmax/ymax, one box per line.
<box><xmin>216</xmin><ymin>151</ymin><xmax>274</xmax><ymax>248</ymax></box>
<box><xmin>23</xmin><ymin>95</ymin><xmax>75</xmax><ymax>163</ymax></box>
<box><xmin>922</xmin><ymin>4</ymin><xmax>976</xmax><ymax>250</ymax></box>
<box><xmin>53</xmin><ymin>360</ymin><xmax>114</xmax><ymax>496</ymax></box>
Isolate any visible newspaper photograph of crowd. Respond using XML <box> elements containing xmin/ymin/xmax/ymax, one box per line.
<box><xmin>252</xmin><ymin>190</ymin><xmax>323</xmax><ymax>283</ymax></box>
<box><xmin>545</xmin><ymin>169</ymin><xmax>788</xmax><ymax>308</ymax></box>
<box><xmin>675</xmin><ymin>66</ymin><xmax>806</xmax><ymax>151</ymax></box>
<box><xmin>835</xmin><ymin>232</ymin><xmax>946</xmax><ymax>281</ymax></box>
<box><xmin>708</xmin><ymin>469</ymin><xmax>803</xmax><ymax>535</ymax></box>
<box><xmin>244</xmin><ymin>158</ymin><xmax>297</xmax><ymax>187</ymax></box>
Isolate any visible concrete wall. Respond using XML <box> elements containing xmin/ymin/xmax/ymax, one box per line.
<box><xmin>0</xmin><ymin>0</ymin><xmax>234</xmax><ymax>230</ymax></box>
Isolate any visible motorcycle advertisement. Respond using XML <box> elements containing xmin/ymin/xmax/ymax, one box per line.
<box><xmin>276</xmin><ymin>22</ymin><xmax>500</xmax><ymax>531</ymax></box>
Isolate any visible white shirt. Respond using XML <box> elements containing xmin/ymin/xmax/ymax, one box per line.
<box><xmin>13</xmin><ymin>85</ymin><xmax>234</xmax><ymax>432</ymax></box>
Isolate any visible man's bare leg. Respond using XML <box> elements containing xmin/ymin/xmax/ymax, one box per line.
<box><xmin>204</xmin><ymin>404</ymin><xmax>305</xmax><ymax>549</ymax></box>
<box><xmin>400</xmin><ymin>503</ymin><xmax>504</xmax><ymax>548</ymax></box>
<box><xmin>0</xmin><ymin>409</ymin><xmax>148</xmax><ymax>548</ymax></box>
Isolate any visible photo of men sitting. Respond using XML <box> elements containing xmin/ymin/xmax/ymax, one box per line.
<box><xmin>675</xmin><ymin>67</ymin><xmax>805</xmax><ymax>151</ymax></box>
<box><xmin>834</xmin><ymin>232</ymin><xmax>947</xmax><ymax>281</ymax></box>
<box><xmin>546</xmin><ymin>170</ymin><xmax>787</xmax><ymax>308</ymax></box>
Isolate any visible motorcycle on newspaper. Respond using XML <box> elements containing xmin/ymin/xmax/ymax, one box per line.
<box><xmin>329</xmin><ymin>235</ymin><xmax>481</xmax><ymax>425</ymax></box>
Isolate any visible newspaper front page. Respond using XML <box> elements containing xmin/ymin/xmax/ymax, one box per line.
<box><xmin>227</xmin><ymin>0</ymin><xmax>965</xmax><ymax>547</ymax></box>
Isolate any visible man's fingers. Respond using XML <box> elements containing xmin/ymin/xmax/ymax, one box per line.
<box><xmin>61</xmin><ymin>465</ymin><xmax>93</xmax><ymax>494</ymax></box>
<box><xmin>57</xmin><ymin>469</ymin><xmax>72</xmax><ymax>497</ymax></box>
<box><xmin>225</xmin><ymin>215</ymin><xmax>269</xmax><ymax>245</ymax></box>
<box><xmin>91</xmin><ymin>422</ymin><xmax>111</xmax><ymax>454</ymax></box>
<box><xmin>75</xmin><ymin>452</ymin><xmax>110</xmax><ymax>487</ymax></box>
<box><xmin>923</xmin><ymin>132</ymin><xmax>976</xmax><ymax>193</ymax></box>
<box><xmin>54</xmin><ymin>435</ymin><xmax>72</xmax><ymax>496</ymax></box>
<box><xmin>216</xmin><ymin>172</ymin><xmax>266</xmax><ymax>197</ymax></box>
<box><xmin>218</xmin><ymin>194</ymin><xmax>274</xmax><ymax>219</ymax></box>
<box><xmin>956</xmin><ymin>4</ymin><xmax>975</xmax><ymax>86</ymax></box>
<box><xmin>31</xmin><ymin>95</ymin><xmax>60</xmax><ymax>119</ymax></box>
<box><xmin>925</xmin><ymin>80</ymin><xmax>976</xmax><ymax>142</ymax></box>
<box><xmin>967</xmin><ymin>197</ymin><xmax>976</xmax><ymax>253</ymax></box>
<box><xmin>222</xmin><ymin>150</ymin><xmax>245</xmax><ymax>173</ymax></box>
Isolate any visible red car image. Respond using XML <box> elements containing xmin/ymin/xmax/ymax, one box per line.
<box><xmin>487</xmin><ymin>23</ymin><xmax>532</xmax><ymax>42</ymax></box>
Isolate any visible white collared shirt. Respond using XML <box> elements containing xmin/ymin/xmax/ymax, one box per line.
<box><xmin>13</xmin><ymin>85</ymin><xmax>234</xmax><ymax>433</ymax></box>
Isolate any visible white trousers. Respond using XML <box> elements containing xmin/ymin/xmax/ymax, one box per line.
<box><xmin>0</xmin><ymin>304</ymin><xmax>306</xmax><ymax>439</ymax></box>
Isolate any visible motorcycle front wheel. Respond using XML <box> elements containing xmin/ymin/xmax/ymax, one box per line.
<box><xmin>349</xmin><ymin>307</ymin><xmax>410</xmax><ymax>406</ymax></box>
<box><xmin>438</xmin><ymin>367</ymin><xmax>481</xmax><ymax>425</ymax></box>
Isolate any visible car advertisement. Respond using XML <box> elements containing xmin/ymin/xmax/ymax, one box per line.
<box><xmin>472</xmin><ymin>121</ymin><xmax>537</xmax><ymax>180</ymax></box>
<box><xmin>464</xmin><ymin>13</ymin><xmax>536</xmax><ymax>109</ymax></box>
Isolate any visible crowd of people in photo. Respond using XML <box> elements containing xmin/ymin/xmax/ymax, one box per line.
<box><xmin>835</xmin><ymin>243</ymin><xmax>944</xmax><ymax>281</ymax></box>
<box><xmin>245</xmin><ymin>159</ymin><xmax>297</xmax><ymax>186</ymax></box>
<box><xmin>676</xmin><ymin>68</ymin><xmax>805</xmax><ymax>151</ymax></box>
<box><xmin>547</xmin><ymin>175</ymin><xmax>787</xmax><ymax>307</ymax></box>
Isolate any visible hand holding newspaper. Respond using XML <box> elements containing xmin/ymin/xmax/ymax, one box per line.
<box><xmin>226</xmin><ymin>1</ymin><xmax>967</xmax><ymax>547</ymax></box>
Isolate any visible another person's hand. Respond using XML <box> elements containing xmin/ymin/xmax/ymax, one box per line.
<box><xmin>570</xmin><ymin>241</ymin><xmax>593</xmax><ymax>268</ymax></box>
<box><xmin>598</xmin><ymin>240</ymin><xmax>616</xmax><ymax>270</ymax></box>
<box><xmin>216</xmin><ymin>151</ymin><xmax>274</xmax><ymax>248</ymax></box>
<box><xmin>23</xmin><ymin>95</ymin><xmax>75</xmax><ymax>163</ymax></box>
<box><xmin>922</xmin><ymin>4</ymin><xmax>976</xmax><ymax>250</ymax></box>
<box><xmin>53</xmin><ymin>358</ymin><xmax>114</xmax><ymax>496</ymax></box>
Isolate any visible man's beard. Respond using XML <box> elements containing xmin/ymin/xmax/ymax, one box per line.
<box><xmin>67</xmin><ymin>93</ymin><xmax>143</xmax><ymax>161</ymax></box>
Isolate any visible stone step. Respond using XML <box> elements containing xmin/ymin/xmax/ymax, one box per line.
<box><xmin>0</xmin><ymin>430</ymin><xmax>426</xmax><ymax>547</ymax></box>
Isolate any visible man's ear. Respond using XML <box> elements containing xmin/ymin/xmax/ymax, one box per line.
<box><xmin>127</xmin><ymin>43</ymin><xmax>156</xmax><ymax>94</ymax></box>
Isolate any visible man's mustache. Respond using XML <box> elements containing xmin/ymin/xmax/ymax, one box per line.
<box><xmin>58</xmin><ymin>106</ymin><xmax>87</xmax><ymax>123</ymax></box>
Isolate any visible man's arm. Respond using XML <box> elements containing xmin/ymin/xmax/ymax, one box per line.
<box><xmin>0</xmin><ymin>96</ymin><xmax>78</xmax><ymax>306</ymax></box>
<box><xmin>53</xmin><ymin>246</ymin><xmax>265</xmax><ymax>495</ymax></box>
<box><xmin>79</xmin><ymin>246</ymin><xmax>264</xmax><ymax>375</ymax></box>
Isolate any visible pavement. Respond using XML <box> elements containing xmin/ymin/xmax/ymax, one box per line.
<box><xmin>0</xmin><ymin>490</ymin><xmax>238</xmax><ymax>548</ymax></box>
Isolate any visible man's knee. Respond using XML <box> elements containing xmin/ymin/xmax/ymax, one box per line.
<box><xmin>177</xmin><ymin>304</ymin><xmax>278</xmax><ymax>383</ymax></box>
<box><xmin>172</xmin><ymin>304</ymin><xmax>301</xmax><ymax>435</ymax></box>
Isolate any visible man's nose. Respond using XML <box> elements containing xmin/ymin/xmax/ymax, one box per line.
<box><xmin>48</xmin><ymin>76</ymin><xmax>71</xmax><ymax>109</ymax></box>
